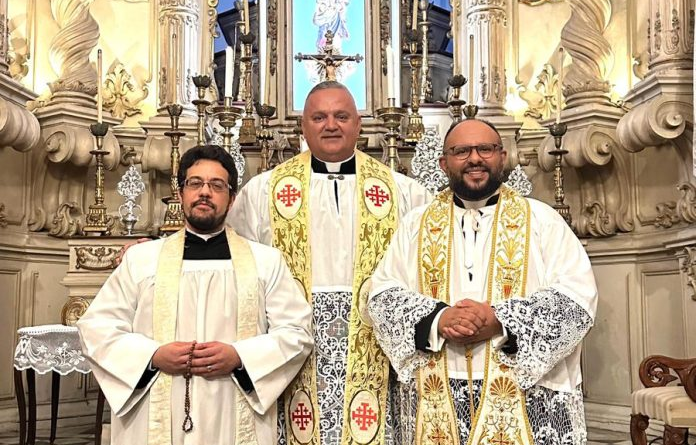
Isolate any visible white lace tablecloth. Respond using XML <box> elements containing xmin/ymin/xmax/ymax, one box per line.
<box><xmin>14</xmin><ymin>324</ymin><xmax>91</xmax><ymax>375</ymax></box>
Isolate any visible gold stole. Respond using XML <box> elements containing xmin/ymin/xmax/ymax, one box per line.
<box><xmin>148</xmin><ymin>228</ymin><xmax>259</xmax><ymax>445</ymax></box>
<box><xmin>269</xmin><ymin>150</ymin><xmax>398</xmax><ymax>445</ymax></box>
<box><xmin>416</xmin><ymin>186</ymin><xmax>534</xmax><ymax>445</ymax></box>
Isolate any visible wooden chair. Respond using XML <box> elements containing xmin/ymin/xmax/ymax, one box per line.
<box><xmin>631</xmin><ymin>355</ymin><xmax>696</xmax><ymax>445</ymax></box>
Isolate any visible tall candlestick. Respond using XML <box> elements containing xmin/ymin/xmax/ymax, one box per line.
<box><xmin>97</xmin><ymin>49</ymin><xmax>103</xmax><ymax>123</ymax></box>
<box><xmin>386</xmin><ymin>44</ymin><xmax>395</xmax><ymax>100</ymax></box>
<box><xmin>412</xmin><ymin>0</ymin><xmax>418</xmax><ymax>30</ymax></box>
<box><xmin>225</xmin><ymin>46</ymin><xmax>235</xmax><ymax>98</ymax></box>
<box><xmin>556</xmin><ymin>47</ymin><xmax>564</xmax><ymax>124</ymax></box>
<box><xmin>468</xmin><ymin>35</ymin><xmax>474</xmax><ymax>103</ymax></box>
<box><xmin>243</xmin><ymin>0</ymin><xmax>250</xmax><ymax>34</ymax></box>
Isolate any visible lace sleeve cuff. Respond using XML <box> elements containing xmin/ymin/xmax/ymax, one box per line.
<box><xmin>493</xmin><ymin>288</ymin><xmax>593</xmax><ymax>389</ymax></box>
<box><xmin>368</xmin><ymin>287</ymin><xmax>438</xmax><ymax>383</ymax></box>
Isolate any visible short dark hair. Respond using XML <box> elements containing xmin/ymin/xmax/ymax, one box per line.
<box><xmin>443</xmin><ymin>119</ymin><xmax>503</xmax><ymax>150</ymax></box>
<box><xmin>177</xmin><ymin>145</ymin><xmax>239</xmax><ymax>195</ymax></box>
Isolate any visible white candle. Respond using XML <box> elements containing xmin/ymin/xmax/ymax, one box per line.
<box><xmin>225</xmin><ymin>46</ymin><xmax>234</xmax><ymax>98</ymax></box>
<box><xmin>556</xmin><ymin>47</ymin><xmax>564</xmax><ymax>124</ymax></box>
<box><xmin>451</xmin><ymin>6</ymin><xmax>458</xmax><ymax>74</ymax></box>
<box><xmin>412</xmin><ymin>0</ymin><xmax>418</xmax><ymax>30</ymax></box>
<box><xmin>243</xmin><ymin>0</ymin><xmax>250</xmax><ymax>34</ymax></box>
<box><xmin>468</xmin><ymin>35</ymin><xmax>474</xmax><ymax>103</ymax></box>
<box><xmin>386</xmin><ymin>44</ymin><xmax>395</xmax><ymax>100</ymax></box>
<box><xmin>259</xmin><ymin>0</ymin><xmax>268</xmax><ymax>104</ymax></box>
<box><xmin>97</xmin><ymin>49</ymin><xmax>103</xmax><ymax>123</ymax></box>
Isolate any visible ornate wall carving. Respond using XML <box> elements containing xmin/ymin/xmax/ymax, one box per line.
<box><xmin>617</xmin><ymin>95</ymin><xmax>690</xmax><ymax>153</ymax></box>
<box><xmin>103</xmin><ymin>62</ymin><xmax>148</xmax><ymax>119</ymax></box>
<box><xmin>519</xmin><ymin>64</ymin><xmax>561</xmax><ymax>120</ymax></box>
<box><xmin>681</xmin><ymin>246</ymin><xmax>696</xmax><ymax>301</ymax></box>
<box><xmin>0</xmin><ymin>95</ymin><xmax>41</xmax><ymax>152</ymax></box>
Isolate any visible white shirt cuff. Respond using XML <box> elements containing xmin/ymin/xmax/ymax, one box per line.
<box><xmin>426</xmin><ymin>307</ymin><xmax>448</xmax><ymax>352</ymax></box>
<box><xmin>491</xmin><ymin>324</ymin><xmax>509</xmax><ymax>350</ymax></box>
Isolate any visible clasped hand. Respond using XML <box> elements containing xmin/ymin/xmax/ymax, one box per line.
<box><xmin>437</xmin><ymin>299</ymin><xmax>502</xmax><ymax>345</ymax></box>
<box><xmin>152</xmin><ymin>341</ymin><xmax>241</xmax><ymax>378</ymax></box>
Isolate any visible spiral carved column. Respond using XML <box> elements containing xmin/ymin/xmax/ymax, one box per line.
<box><xmin>48</xmin><ymin>0</ymin><xmax>100</xmax><ymax>104</ymax></box>
<box><xmin>560</xmin><ymin>0</ymin><xmax>614</xmax><ymax>108</ymax></box>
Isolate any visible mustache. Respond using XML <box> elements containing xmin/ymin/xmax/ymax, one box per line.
<box><xmin>461</xmin><ymin>162</ymin><xmax>492</xmax><ymax>173</ymax></box>
<box><xmin>193</xmin><ymin>199</ymin><xmax>216</xmax><ymax>210</ymax></box>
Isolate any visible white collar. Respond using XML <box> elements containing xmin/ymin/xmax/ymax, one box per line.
<box><xmin>185</xmin><ymin>227</ymin><xmax>225</xmax><ymax>241</ymax></box>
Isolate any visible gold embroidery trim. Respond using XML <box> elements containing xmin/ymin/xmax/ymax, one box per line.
<box><xmin>466</xmin><ymin>186</ymin><xmax>533</xmax><ymax>445</ymax></box>
<box><xmin>416</xmin><ymin>189</ymin><xmax>460</xmax><ymax>445</ymax></box>
<box><xmin>149</xmin><ymin>228</ymin><xmax>260</xmax><ymax>445</ymax></box>
<box><xmin>416</xmin><ymin>186</ymin><xmax>534</xmax><ymax>445</ymax></box>
<box><xmin>340</xmin><ymin>151</ymin><xmax>398</xmax><ymax>445</ymax></box>
<box><xmin>270</xmin><ymin>151</ymin><xmax>321</xmax><ymax>445</ymax></box>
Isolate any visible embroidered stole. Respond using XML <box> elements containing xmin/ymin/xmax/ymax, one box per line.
<box><xmin>148</xmin><ymin>228</ymin><xmax>259</xmax><ymax>445</ymax></box>
<box><xmin>269</xmin><ymin>150</ymin><xmax>398</xmax><ymax>445</ymax></box>
<box><xmin>416</xmin><ymin>186</ymin><xmax>534</xmax><ymax>445</ymax></box>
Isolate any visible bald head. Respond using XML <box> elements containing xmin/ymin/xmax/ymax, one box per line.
<box><xmin>301</xmin><ymin>81</ymin><xmax>361</xmax><ymax>162</ymax></box>
<box><xmin>443</xmin><ymin>119</ymin><xmax>503</xmax><ymax>153</ymax></box>
<box><xmin>439</xmin><ymin>118</ymin><xmax>507</xmax><ymax>200</ymax></box>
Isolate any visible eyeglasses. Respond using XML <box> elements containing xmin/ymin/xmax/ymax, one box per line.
<box><xmin>182</xmin><ymin>177</ymin><xmax>232</xmax><ymax>193</ymax></box>
<box><xmin>445</xmin><ymin>143</ymin><xmax>502</xmax><ymax>160</ymax></box>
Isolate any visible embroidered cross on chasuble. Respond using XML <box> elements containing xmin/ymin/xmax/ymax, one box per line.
<box><xmin>269</xmin><ymin>150</ymin><xmax>398</xmax><ymax>445</ymax></box>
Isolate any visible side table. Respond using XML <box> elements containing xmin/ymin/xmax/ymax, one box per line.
<box><xmin>13</xmin><ymin>324</ymin><xmax>105</xmax><ymax>445</ymax></box>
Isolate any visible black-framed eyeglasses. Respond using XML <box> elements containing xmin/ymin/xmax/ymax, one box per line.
<box><xmin>445</xmin><ymin>143</ymin><xmax>502</xmax><ymax>160</ymax></box>
<box><xmin>182</xmin><ymin>177</ymin><xmax>232</xmax><ymax>193</ymax></box>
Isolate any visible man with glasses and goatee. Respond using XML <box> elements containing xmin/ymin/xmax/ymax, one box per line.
<box><xmin>78</xmin><ymin>145</ymin><xmax>313</xmax><ymax>445</ymax></box>
<box><xmin>367</xmin><ymin>119</ymin><xmax>598</xmax><ymax>445</ymax></box>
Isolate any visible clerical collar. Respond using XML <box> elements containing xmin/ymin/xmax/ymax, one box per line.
<box><xmin>453</xmin><ymin>192</ymin><xmax>500</xmax><ymax>210</ymax></box>
<box><xmin>311</xmin><ymin>154</ymin><xmax>356</xmax><ymax>174</ymax></box>
<box><xmin>186</xmin><ymin>227</ymin><xmax>224</xmax><ymax>241</ymax></box>
<box><xmin>184</xmin><ymin>229</ymin><xmax>230</xmax><ymax>260</ymax></box>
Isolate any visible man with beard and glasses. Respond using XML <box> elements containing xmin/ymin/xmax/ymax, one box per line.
<box><xmin>366</xmin><ymin>119</ymin><xmax>598</xmax><ymax>445</ymax></box>
<box><xmin>77</xmin><ymin>145</ymin><xmax>313</xmax><ymax>445</ymax></box>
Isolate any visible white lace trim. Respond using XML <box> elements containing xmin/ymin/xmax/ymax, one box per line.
<box><xmin>493</xmin><ymin>288</ymin><xmax>593</xmax><ymax>390</ymax></box>
<box><xmin>14</xmin><ymin>326</ymin><xmax>90</xmax><ymax>375</ymax></box>
<box><xmin>368</xmin><ymin>287</ymin><xmax>438</xmax><ymax>383</ymax></box>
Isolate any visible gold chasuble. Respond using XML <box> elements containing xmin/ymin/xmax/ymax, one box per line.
<box><xmin>269</xmin><ymin>150</ymin><xmax>398</xmax><ymax>445</ymax></box>
<box><xmin>148</xmin><ymin>228</ymin><xmax>260</xmax><ymax>445</ymax></box>
<box><xmin>416</xmin><ymin>186</ymin><xmax>535</xmax><ymax>445</ymax></box>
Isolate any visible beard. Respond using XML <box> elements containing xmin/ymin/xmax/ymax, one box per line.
<box><xmin>185</xmin><ymin>200</ymin><xmax>229</xmax><ymax>233</ymax></box>
<box><xmin>448</xmin><ymin>163</ymin><xmax>506</xmax><ymax>201</ymax></box>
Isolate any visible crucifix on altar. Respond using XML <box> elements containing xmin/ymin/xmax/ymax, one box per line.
<box><xmin>294</xmin><ymin>30</ymin><xmax>364</xmax><ymax>82</ymax></box>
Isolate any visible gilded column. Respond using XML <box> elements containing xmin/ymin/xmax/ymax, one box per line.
<box><xmin>560</xmin><ymin>0</ymin><xmax>614</xmax><ymax>108</ymax></box>
<box><xmin>466</xmin><ymin>0</ymin><xmax>507</xmax><ymax>116</ymax></box>
<box><xmin>157</xmin><ymin>0</ymin><xmax>200</xmax><ymax>115</ymax></box>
